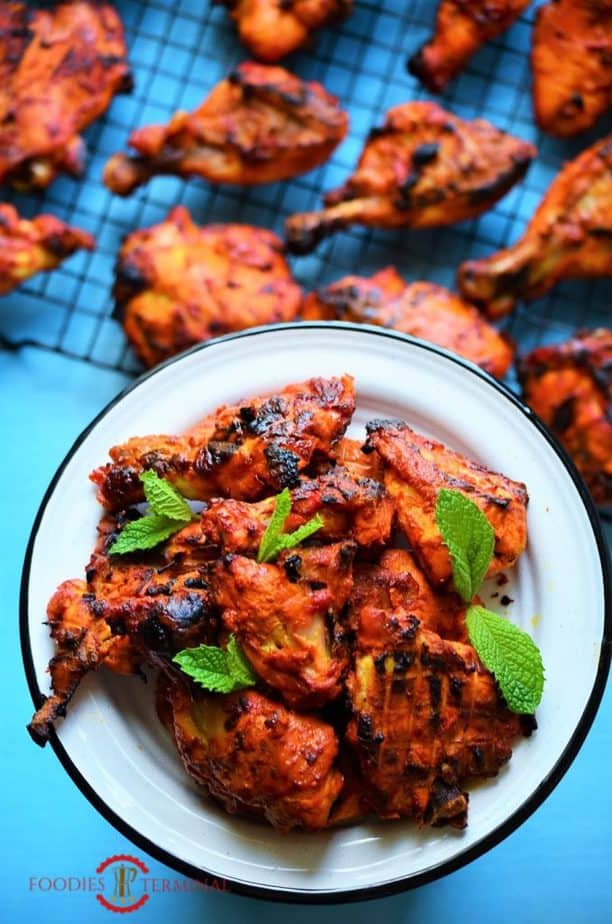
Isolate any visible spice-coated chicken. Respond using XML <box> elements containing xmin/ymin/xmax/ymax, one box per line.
<box><xmin>214</xmin><ymin>0</ymin><xmax>353</xmax><ymax>62</ymax></box>
<box><xmin>103</xmin><ymin>62</ymin><xmax>348</xmax><ymax>196</ymax></box>
<box><xmin>91</xmin><ymin>375</ymin><xmax>356</xmax><ymax>509</ymax></box>
<box><xmin>158</xmin><ymin>673</ymin><xmax>344</xmax><ymax>831</ymax></box>
<box><xmin>0</xmin><ymin>1</ymin><xmax>131</xmax><ymax>190</ymax></box>
<box><xmin>0</xmin><ymin>203</ymin><xmax>94</xmax><ymax>295</ymax></box>
<box><xmin>519</xmin><ymin>329</ymin><xmax>612</xmax><ymax>507</ymax></box>
<box><xmin>364</xmin><ymin>420</ymin><xmax>528</xmax><ymax>589</ymax></box>
<box><xmin>408</xmin><ymin>0</ymin><xmax>530</xmax><ymax>93</ymax></box>
<box><xmin>345</xmin><ymin>556</ymin><xmax>530</xmax><ymax>826</ymax></box>
<box><xmin>114</xmin><ymin>206</ymin><xmax>303</xmax><ymax>368</ymax></box>
<box><xmin>458</xmin><ymin>137</ymin><xmax>612</xmax><ymax>317</ymax></box>
<box><xmin>532</xmin><ymin>0</ymin><xmax>612</xmax><ymax>137</ymax></box>
<box><xmin>284</xmin><ymin>101</ymin><xmax>536</xmax><ymax>253</ymax></box>
<box><xmin>302</xmin><ymin>266</ymin><xmax>514</xmax><ymax>379</ymax></box>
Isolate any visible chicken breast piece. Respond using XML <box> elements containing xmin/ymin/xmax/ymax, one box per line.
<box><xmin>114</xmin><ymin>206</ymin><xmax>302</xmax><ymax>368</ymax></box>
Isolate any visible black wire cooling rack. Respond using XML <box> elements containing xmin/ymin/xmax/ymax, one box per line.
<box><xmin>1</xmin><ymin>0</ymin><xmax>610</xmax><ymax>380</ymax></box>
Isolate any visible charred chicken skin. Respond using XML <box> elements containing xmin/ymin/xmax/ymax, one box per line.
<box><xmin>91</xmin><ymin>375</ymin><xmax>355</xmax><ymax>510</ymax></box>
<box><xmin>214</xmin><ymin>0</ymin><xmax>353</xmax><ymax>62</ymax></box>
<box><xmin>346</xmin><ymin>556</ymin><xmax>529</xmax><ymax>827</ymax></box>
<box><xmin>114</xmin><ymin>206</ymin><xmax>303</xmax><ymax>368</ymax></box>
<box><xmin>519</xmin><ymin>328</ymin><xmax>612</xmax><ymax>507</ymax></box>
<box><xmin>285</xmin><ymin>101</ymin><xmax>536</xmax><ymax>253</ymax></box>
<box><xmin>0</xmin><ymin>203</ymin><xmax>94</xmax><ymax>295</ymax></box>
<box><xmin>158</xmin><ymin>674</ymin><xmax>343</xmax><ymax>832</ymax></box>
<box><xmin>364</xmin><ymin>420</ymin><xmax>528</xmax><ymax>589</ymax></box>
<box><xmin>532</xmin><ymin>0</ymin><xmax>612</xmax><ymax>137</ymax></box>
<box><xmin>458</xmin><ymin>137</ymin><xmax>612</xmax><ymax>317</ymax></box>
<box><xmin>103</xmin><ymin>62</ymin><xmax>348</xmax><ymax>196</ymax></box>
<box><xmin>408</xmin><ymin>0</ymin><xmax>530</xmax><ymax>93</ymax></box>
<box><xmin>0</xmin><ymin>1</ymin><xmax>131</xmax><ymax>191</ymax></box>
<box><xmin>303</xmin><ymin>266</ymin><xmax>514</xmax><ymax>379</ymax></box>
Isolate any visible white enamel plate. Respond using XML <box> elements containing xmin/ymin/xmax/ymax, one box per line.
<box><xmin>21</xmin><ymin>325</ymin><xmax>610</xmax><ymax>902</ymax></box>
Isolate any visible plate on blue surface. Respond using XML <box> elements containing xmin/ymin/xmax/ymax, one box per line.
<box><xmin>21</xmin><ymin>324</ymin><xmax>610</xmax><ymax>901</ymax></box>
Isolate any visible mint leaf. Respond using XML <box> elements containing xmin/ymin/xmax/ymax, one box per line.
<box><xmin>108</xmin><ymin>514</ymin><xmax>183</xmax><ymax>555</ymax></box>
<box><xmin>173</xmin><ymin>635</ymin><xmax>257</xmax><ymax>693</ymax></box>
<box><xmin>466</xmin><ymin>605</ymin><xmax>544</xmax><ymax>714</ymax></box>
<box><xmin>435</xmin><ymin>488</ymin><xmax>495</xmax><ymax>601</ymax></box>
<box><xmin>140</xmin><ymin>470</ymin><xmax>194</xmax><ymax>522</ymax></box>
<box><xmin>257</xmin><ymin>489</ymin><xmax>323</xmax><ymax>563</ymax></box>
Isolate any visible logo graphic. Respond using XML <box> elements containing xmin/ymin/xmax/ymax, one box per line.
<box><xmin>96</xmin><ymin>855</ymin><xmax>149</xmax><ymax>914</ymax></box>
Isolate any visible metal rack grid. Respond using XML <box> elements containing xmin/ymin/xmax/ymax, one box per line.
<box><xmin>1</xmin><ymin>0</ymin><xmax>610</xmax><ymax>381</ymax></box>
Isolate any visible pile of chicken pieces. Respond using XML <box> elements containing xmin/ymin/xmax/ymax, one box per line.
<box><xmin>29</xmin><ymin>375</ymin><xmax>536</xmax><ymax>832</ymax></box>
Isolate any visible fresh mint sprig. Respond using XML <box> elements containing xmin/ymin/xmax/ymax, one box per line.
<box><xmin>109</xmin><ymin>471</ymin><xmax>195</xmax><ymax>555</ymax></box>
<box><xmin>256</xmin><ymin>488</ymin><xmax>324</xmax><ymax>563</ymax></box>
<box><xmin>173</xmin><ymin>635</ymin><xmax>257</xmax><ymax>693</ymax></box>
<box><xmin>435</xmin><ymin>488</ymin><xmax>544</xmax><ymax>714</ymax></box>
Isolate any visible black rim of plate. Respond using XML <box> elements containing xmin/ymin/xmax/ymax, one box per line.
<box><xmin>20</xmin><ymin>322</ymin><xmax>612</xmax><ymax>905</ymax></box>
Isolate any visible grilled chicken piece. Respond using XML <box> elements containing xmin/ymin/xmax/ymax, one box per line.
<box><xmin>91</xmin><ymin>375</ymin><xmax>355</xmax><ymax>509</ymax></box>
<box><xmin>214</xmin><ymin>0</ymin><xmax>353</xmax><ymax>62</ymax></box>
<box><xmin>346</xmin><ymin>558</ymin><xmax>529</xmax><ymax>826</ymax></box>
<box><xmin>458</xmin><ymin>138</ymin><xmax>612</xmax><ymax>317</ymax></box>
<box><xmin>158</xmin><ymin>673</ymin><xmax>343</xmax><ymax>831</ymax></box>
<box><xmin>285</xmin><ymin>102</ymin><xmax>536</xmax><ymax>253</ymax></box>
<box><xmin>408</xmin><ymin>0</ymin><xmax>530</xmax><ymax>93</ymax></box>
<box><xmin>532</xmin><ymin>0</ymin><xmax>612</xmax><ymax>137</ymax></box>
<box><xmin>103</xmin><ymin>62</ymin><xmax>347</xmax><ymax>196</ymax></box>
<box><xmin>114</xmin><ymin>206</ymin><xmax>302</xmax><ymax>368</ymax></box>
<box><xmin>364</xmin><ymin>420</ymin><xmax>528</xmax><ymax>589</ymax></box>
<box><xmin>0</xmin><ymin>1</ymin><xmax>131</xmax><ymax>190</ymax></box>
<box><xmin>27</xmin><ymin>579</ymin><xmax>141</xmax><ymax>747</ymax></box>
<box><xmin>519</xmin><ymin>329</ymin><xmax>612</xmax><ymax>507</ymax></box>
<box><xmin>0</xmin><ymin>203</ymin><xmax>94</xmax><ymax>295</ymax></box>
<box><xmin>214</xmin><ymin>541</ymin><xmax>355</xmax><ymax>709</ymax></box>
<box><xmin>303</xmin><ymin>266</ymin><xmax>514</xmax><ymax>378</ymax></box>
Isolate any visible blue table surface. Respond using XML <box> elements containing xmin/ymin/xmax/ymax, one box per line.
<box><xmin>2</xmin><ymin>345</ymin><xmax>611</xmax><ymax>923</ymax></box>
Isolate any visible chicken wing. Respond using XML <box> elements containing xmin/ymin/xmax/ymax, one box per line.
<box><xmin>518</xmin><ymin>329</ymin><xmax>612</xmax><ymax>507</ymax></box>
<box><xmin>346</xmin><ymin>557</ymin><xmax>529</xmax><ymax>826</ymax></box>
<box><xmin>302</xmin><ymin>266</ymin><xmax>514</xmax><ymax>378</ymax></box>
<box><xmin>114</xmin><ymin>206</ymin><xmax>303</xmax><ymax>368</ymax></box>
<box><xmin>0</xmin><ymin>203</ymin><xmax>94</xmax><ymax>295</ymax></box>
<box><xmin>458</xmin><ymin>137</ymin><xmax>612</xmax><ymax>317</ymax></box>
<box><xmin>214</xmin><ymin>0</ymin><xmax>353</xmax><ymax>62</ymax></box>
<box><xmin>91</xmin><ymin>375</ymin><xmax>355</xmax><ymax>509</ymax></box>
<box><xmin>285</xmin><ymin>101</ymin><xmax>536</xmax><ymax>253</ymax></box>
<box><xmin>408</xmin><ymin>0</ymin><xmax>530</xmax><ymax>93</ymax></box>
<box><xmin>532</xmin><ymin>0</ymin><xmax>612</xmax><ymax>137</ymax></box>
<box><xmin>158</xmin><ymin>673</ymin><xmax>343</xmax><ymax>831</ymax></box>
<box><xmin>0</xmin><ymin>1</ymin><xmax>131</xmax><ymax>190</ymax></box>
<box><xmin>364</xmin><ymin>420</ymin><xmax>528</xmax><ymax>589</ymax></box>
<box><xmin>103</xmin><ymin>62</ymin><xmax>348</xmax><ymax>196</ymax></box>
<box><xmin>214</xmin><ymin>541</ymin><xmax>355</xmax><ymax>709</ymax></box>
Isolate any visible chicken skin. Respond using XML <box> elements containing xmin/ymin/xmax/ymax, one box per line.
<box><xmin>0</xmin><ymin>203</ymin><xmax>94</xmax><ymax>295</ymax></box>
<box><xmin>364</xmin><ymin>420</ymin><xmax>528</xmax><ymax>589</ymax></box>
<box><xmin>114</xmin><ymin>206</ymin><xmax>302</xmax><ymax>368</ymax></box>
<box><xmin>518</xmin><ymin>329</ymin><xmax>612</xmax><ymax>507</ymax></box>
<box><xmin>285</xmin><ymin>101</ymin><xmax>536</xmax><ymax>253</ymax></box>
<box><xmin>408</xmin><ymin>0</ymin><xmax>530</xmax><ymax>93</ymax></box>
<box><xmin>91</xmin><ymin>375</ymin><xmax>355</xmax><ymax>510</ymax></box>
<box><xmin>532</xmin><ymin>0</ymin><xmax>612</xmax><ymax>137</ymax></box>
<box><xmin>214</xmin><ymin>0</ymin><xmax>353</xmax><ymax>62</ymax></box>
<box><xmin>458</xmin><ymin>137</ymin><xmax>612</xmax><ymax>317</ymax></box>
<box><xmin>346</xmin><ymin>557</ymin><xmax>529</xmax><ymax>827</ymax></box>
<box><xmin>0</xmin><ymin>1</ymin><xmax>131</xmax><ymax>191</ymax></box>
<box><xmin>303</xmin><ymin>266</ymin><xmax>514</xmax><ymax>379</ymax></box>
<box><xmin>103</xmin><ymin>62</ymin><xmax>348</xmax><ymax>196</ymax></box>
<box><xmin>158</xmin><ymin>673</ymin><xmax>343</xmax><ymax>832</ymax></box>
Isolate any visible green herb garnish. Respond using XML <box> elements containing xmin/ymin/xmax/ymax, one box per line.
<box><xmin>435</xmin><ymin>488</ymin><xmax>544</xmax><ymax>714</ymax></box>
<box><xmin>173</xmin><ymin>635</ymin><xmax>257</xmax><ymax>693</ymax></box>
<box><xmin>109</xmin><ymin>471</ymin><xmax>195</xmax><ymax>555</ymax></box>
<box><xmin>256</xmin><ymin>488</ymin><xmax>324</xmax><ymax>563</ymax></box>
